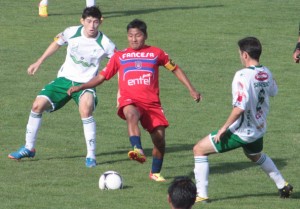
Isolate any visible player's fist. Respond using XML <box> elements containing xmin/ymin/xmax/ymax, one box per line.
<box><xmin>67</xmin><ymin>86</ymin><xmax>82</xmax><ymax>96</ymax></box>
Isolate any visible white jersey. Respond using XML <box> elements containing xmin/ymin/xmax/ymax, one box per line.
<box><xmin>229</xmin><ymin>65</ymin><xmax>278</xmax><ymax>143</ymax></box>
<box><xmin>55</xmin><ymin>25</ymin><xmax>115</xmax><ymax>83</ymax></box>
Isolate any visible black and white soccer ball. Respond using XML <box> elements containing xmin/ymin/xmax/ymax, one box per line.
<box><xmin>99</xmin><ymin>171</ymin><xmax>123</xmax><ymax>190</ymax></box>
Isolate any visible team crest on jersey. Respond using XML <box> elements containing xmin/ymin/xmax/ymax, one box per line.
<box><xmin>135</xmin><ymin>61</ymin><xmax>142</xmax><ymax>69</ymax></box>
<box><xmin>255</xmin><ymin>72</ymin><xmax>268</xmax><ymax>81</ymax></box>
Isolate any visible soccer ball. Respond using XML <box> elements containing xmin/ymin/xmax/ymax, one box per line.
<box><xmin>99</xmin><ymin>171</ymin><xmax>123</xmax><ymax>190</ymax></box>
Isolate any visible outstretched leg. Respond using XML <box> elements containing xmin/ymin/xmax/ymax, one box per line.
<box><xmin>9</xmin><ymin>97</ymin><xmax>51</xmax><ymax>160</ymax></box>
<box><xmin>246</xmin><ymin>152</ymin><xmax>293</xmax><ymax>198</ymax></box>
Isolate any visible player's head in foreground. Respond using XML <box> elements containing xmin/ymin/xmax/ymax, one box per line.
<box><xmin>238</xmin><ymin>36</ymin><xmax>262</xmax><ymax>66</ymax></box>
<box><xmin>81</xmin><ymin>6</ymin><xmax>103</xmax><ymax>38</ymax></box>
<box><xmin>127</xmin><ymin>19</ymin><xmax>148</xmax><ymax>50</ymax></box>
<box><xmin>168</xmin><ymin>176</ymin><xmax>197</xmax><ymax>209</ymax></box>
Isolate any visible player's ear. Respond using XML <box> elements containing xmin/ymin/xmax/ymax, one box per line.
<box><xmin>80</xmin><ymin>18</ymin><xmax>84</xmax><ymax>25</ymax></box>
<box><xmin>100</xmin><ymin>17</ymin><xmax>104</xmax><ymax>25</ymax></box>
<box><xmin>240</xmin><ymin>50</ymin><xmax>247</xmax><ymax>59</ymax></box>
<box><xmin>244</xmin><ymin>51</ymin><xmax>250</xmax><ymax>59</ymax></box>
<box><xmin>167</xmin><ymin>194</ymin><xmax>172</xmax><ymax>204</ymax></box>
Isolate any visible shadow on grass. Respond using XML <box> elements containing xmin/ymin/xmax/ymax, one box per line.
<box><xmin>15</xmin><ymin>143</ymin><xmax>289</xmax><ymax>174</ymax></box>
<box><xmin>206</xmin><ymin>191</ymin><xmax>300</xmax><ymax>202</ymax></box>
<box><xmin>48</xmin><ymin>4</ymin><xmax>224</xmax><ymax>18</ymax></box>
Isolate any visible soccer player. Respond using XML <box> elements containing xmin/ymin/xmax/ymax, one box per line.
<box><xmin>168</xmin><ymin>176</ymin><xmax>197</xmax><ymax>209</ymax></box>
<box><xmin>39</xmin><ymin>0</ymin><xmax>96</xmax><ymax>17</ymax></box>
<box><xmin>67</xmin><ymin>19</ymin><xmax>201</xmax><ymax>181</ymax></box>
<box><xmin>193</xmin><ymin>37</ymin><xmax>293</xmax><ymax>203</ymax></box>
<box><xmin>8</xmin><ymin>6</ymin><xmax>116</xmax><ymax>168</ymax></box>
<box><xmin>292</xmin><ymin>36</ymin><xmax>300</xmax><ymax>63</ymax></box>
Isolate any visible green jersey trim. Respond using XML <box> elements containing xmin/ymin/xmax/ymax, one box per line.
<box><xmin>96</xmin><ymin>32</ymin><xmax>104</xmax><ymax>49</ymax></box>
<box><xmin>70</xmin><ymin>26</ymin><xmax>83</xmax><ymax>39</ymax></box>
<box><xmin>247</xmin><ymin>65</ymin><xmax>263</xmax><ymax>70</ymax></box>
<box><xmin>70</xmin><ymin>54</ymin><xmax>96</xmax><ymax>67</ymax></box>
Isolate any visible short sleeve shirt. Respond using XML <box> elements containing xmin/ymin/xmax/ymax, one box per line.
<box><xmin>55</xmin><ymin>25</ymin><xmax>116</xmax><ymax>83</ymax></box>
<box><xmin>100</xmin><ymin>45</ymin><xmax>177</xmax><ymax>104</ymax></box>
<box><xmin>229</xmin><ymin>65</ymin><xmax>278</xmax><ymax>142</ymax></box>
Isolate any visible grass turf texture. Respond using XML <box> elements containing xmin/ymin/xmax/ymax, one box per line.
<box><xmin>1</xmin><ymin>0</ymin><xmax>300</xmax><ymax>208</ymax></box>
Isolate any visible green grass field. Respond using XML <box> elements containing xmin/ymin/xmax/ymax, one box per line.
<box><xmin>1</xmin><ymin>0</ymin><xmax>299</xmax><ymax>208</ymax></box>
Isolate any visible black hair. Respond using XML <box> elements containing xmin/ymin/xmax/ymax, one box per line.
<box><xmin>168</xmin><ymin>176</ymin><xmax>197</xmax><ymax>209</ymax></box>
<box><xmin>82</xmin><ymin>6</ymin><xmax>102</xmax><ymax>20</ymax></box>
<box><xmin>127</xmin><ymin>19</ymin><xmax>147</xmax><ymax>36</ymax></box>
<box><xmin>238</xmin><ymin>37</ymin><xmax>262</xmax><ymax>61</ymax></box>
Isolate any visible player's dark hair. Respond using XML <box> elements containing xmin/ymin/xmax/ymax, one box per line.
<box><xmin>82</xmin><ymin>6</ymin><xmax>102</xmax><ymax>20</ymax></box>
<box><xmin>127</xmin><ymin>19</ymin><xmax>147</xmax><ymax>37</ymax></box>
<box><xmin>238</xmin><ymin>37</ymin><xmax>262</xmax><ymax>61</ymax></box>
<box><xmin>168</xmin><ymin>176</ymin><xmax>197</xmax><ymax>209</ymax></box>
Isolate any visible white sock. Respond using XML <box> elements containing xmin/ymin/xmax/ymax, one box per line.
<box><xmin>39</xmin><ymin>0</ymin><xmax>48</xmax><ymax>6</ymax></box>
<box><xmin>256</xmin><ymin>153</ymin><xmax>286</xmax><ymax>189</ymax></box>
<box><xmin>86</xmin><ymin>0</ymin><xmax>95</xmax><ymax>7</ymax></box>
<box><xmin>25</xmin><ymin>111</ymin><xmax>42</xmax><ymax>150</ymax></box>
<box><xmin>194</xmin><ymin>156</ymin><xmax>209</xmax><ymax>198</ymax></box>
<box><xmin>82</xmin><ymin>116</ymin><xmax>96</xmax><ymax>159</ymax></box>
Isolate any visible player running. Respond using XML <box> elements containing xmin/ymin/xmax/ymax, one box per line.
<box><xmin>8</xmin><ymin>6</ymin><xmax>116</xmax><ymax>168</ymax></box>
<box><xmin>68</xmin><ymin>19</ymin><xmax>201</xmax><ymax>181</ymax></box>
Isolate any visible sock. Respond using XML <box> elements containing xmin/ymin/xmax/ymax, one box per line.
<box><xmin>25</xmin><ymin>111</ymin><xmax>42</xmax><ymax>150</ymax></box>
<box><xmin>151</xmin><ymin>157</ymin><xmax>163</xmax><ymax>173</ymax></box>
<box><xmin>39</xmin><ymin>0</ymin><xmax>48</xmax><ymax>6</ymax></box>
<box><xmin>194</xmin><ymin>156</ymin><xmax>209</xmax><ymax>198</ymax></box>
<box><xmin>86</xmin><ymin>0</ymin><xmax>95</xmax><ymax>7</ymax></box>
<box><xmin>82</xmin><ymin>116</ymin><xmax>96</xmax><ymax>159</ymax></box>
<box><xmin>129</xmin><ymin>136</ymin><xmax>143</xmax><ymax>149</ymax></box>
<box><xmin>256</xmin><ymin>153</ymin><xmax>286</xmax><ymax>189</ymax></box>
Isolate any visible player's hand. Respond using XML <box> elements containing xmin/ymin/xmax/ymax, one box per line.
<box><xmin>191</xmin><ymin>90</ymin><xmax>202</xmax><ymax>103</ymax></box>
<box><xmin>27</xmin><ymin>62</ymin><xmax>41</xmax><ymax>75</ymax></box>
<box><xmin>213</xmin><ymin>127</ymin><xmax>226</xmax><ymax>143</ymax></box>
<box><xmin>293</xmin><ymin>49</ymin><xmax>300</xmax><ymax>63</ymax></box>
<box><xmin>67</xmin><ymin>86</ymin><xmax>81</xmax><ymax>96</ymax></box>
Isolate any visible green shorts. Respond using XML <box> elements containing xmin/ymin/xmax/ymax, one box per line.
<box><xmin>210</xmin><ymin>129</ymin><xmax>263</xmax><ymax>154</ymax></box>
<box><xmin>38</xmin><ymin>77</ymin><xmax>98</xmax><ymax>112</ymax></box>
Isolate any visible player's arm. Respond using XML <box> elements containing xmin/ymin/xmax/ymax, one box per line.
<box><xmin>213</xmin><ymin>106</ymin><xmax>244</xmax><ymax>143</ymax></box>
<box><xmin>171</xmin><ymin>66</ymin><xmax>202</xmax><ymax>103</ymax></box>
<box><xmin>67</xmin><ymin>73</ymin><xmax>106</xmax><ymax>95</ymax></box>
<box><xmin>68</xmin><ymin>54</ymin><xmax>119</xmax><ymax>95</ymax></box>
<box><xmin>27</xmin><ymin>41</ymin><xmax>61</xmax><ymax>75</ymax></box>
<box><xmin>293</xmin><ymin>36</ymin><xmax>300</xmax><ymax>63</ymax></box>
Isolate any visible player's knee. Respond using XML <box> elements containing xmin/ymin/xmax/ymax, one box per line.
<box><xmin>31</xmin><ymin>99</ymin><xmax>47</xmax><ymax>113</ymax></box>
<box><xmin>193</xmin><ymin>141</ymin><xmax>207</xmax><ymax>156</ymax></box>
<box><xmin>193</xmin><ymin>144</ymin><xmax>200</xmax><ymax>155</ymax></box>
<box><xmin>79</xmin><ymin>109</ymin><xmax>93</xmax><ymax>118</ymax></box>
<box><xmin>245</xmin><ymin>152</ymin><xmax>261</xmax><ymax>162</ymax></box>
<box><xmin>79</xmin><ymin>103</ymin><xmax>94</xmax><ymax>118</ymax></box>
<box><xmin>125</xmin><ymin>112</ymin><xmax>139</xmax><ymax>122</ymax></box>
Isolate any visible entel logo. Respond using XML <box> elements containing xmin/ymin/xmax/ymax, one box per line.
<box><xmin>255</xmin><ymin>72</ymin><xmax>268</xmax><ymax>81</ymax></box>
<box><xmin>128</xmin><ymin>74</ymin><xmax>151</xmax><ymax>86</ymax></box>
